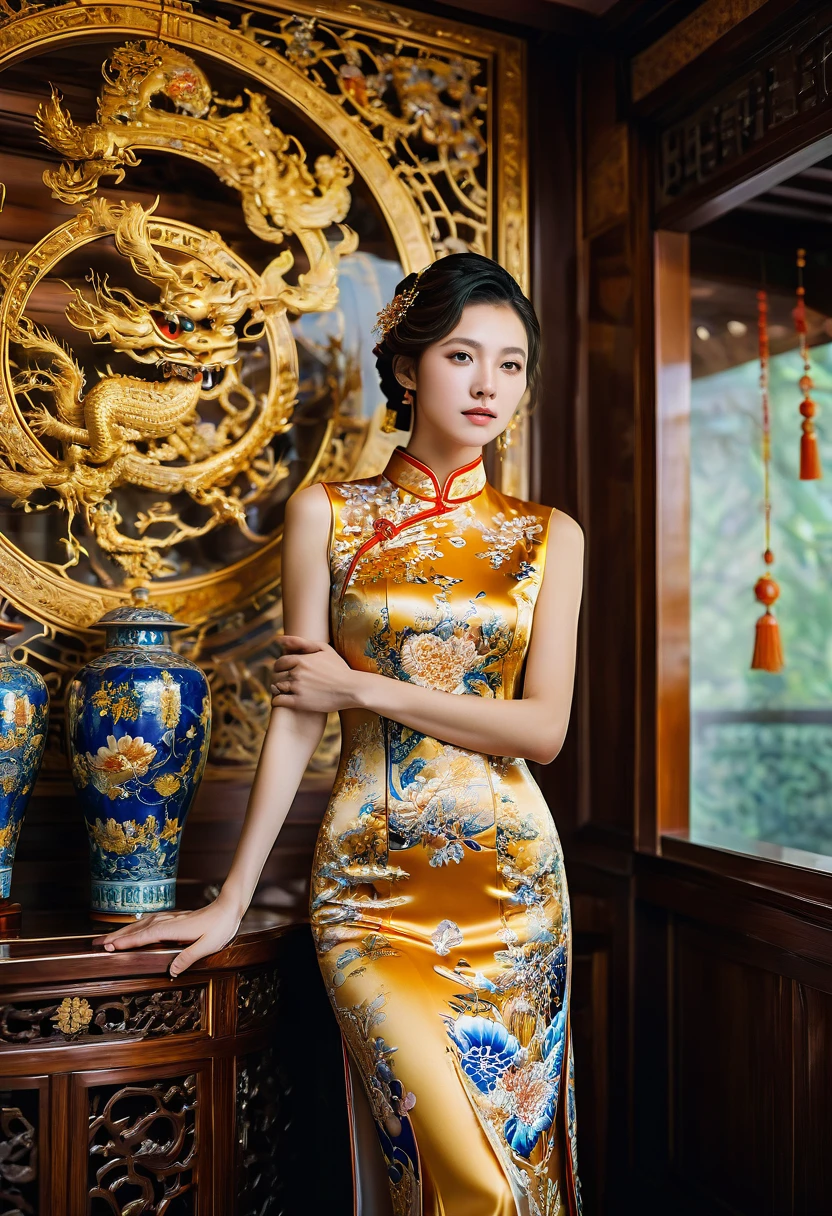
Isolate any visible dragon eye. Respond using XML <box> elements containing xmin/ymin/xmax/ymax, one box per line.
<box><xmin>152</xmin><ymin>311</ymin><xmax>182</xmax><ymax>339</ymax></box>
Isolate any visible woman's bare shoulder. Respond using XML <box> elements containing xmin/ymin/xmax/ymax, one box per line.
<box><xmin>548</xmin><ymin>506</ymin><xmax>584</xmax><ymax>549</ymax></box>
<box><xmin>284</xmin><ymin>482</ymin><xmax>331</xmax><ymax>529</ymax></box>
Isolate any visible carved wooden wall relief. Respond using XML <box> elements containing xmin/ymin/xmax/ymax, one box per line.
<box><xmin>655</xmin><ymin>6</ymin><xmax>832</xmax><ymax>214</ymax></box>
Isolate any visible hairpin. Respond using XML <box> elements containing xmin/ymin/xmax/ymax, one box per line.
<box><xmin>372</xmin><ymin>264</ymin><xmax>431</xmax><ymax>338</ymax></box>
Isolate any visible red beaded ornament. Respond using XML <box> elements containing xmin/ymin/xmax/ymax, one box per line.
<box><xmin>792</xmin><ymin>248</ymin><xmax>822</xmax><ymax>480</ymax></box>
<box><xmin>751</xmin><ymin>288</ymin><xmax>784</xmax><ymax>672</ymax></box>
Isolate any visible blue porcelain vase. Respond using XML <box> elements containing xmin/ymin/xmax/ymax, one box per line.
<box><xmin>67</xmin><ymin>589</ymin><xmax>211</xmax><ymax>921</ymax></box>
<box><xmin>0</xmin><ymin>621</ymin><xmax>49</xmax><ymax>901</ymax></box>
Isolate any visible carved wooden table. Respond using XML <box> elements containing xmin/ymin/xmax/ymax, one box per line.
<box><xmin>0</xmin><ymin>908</ymin><xmax>352</xmax><ymax>1215</ymax></box>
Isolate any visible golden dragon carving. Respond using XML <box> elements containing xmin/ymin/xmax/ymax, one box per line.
<box><xmin>0</xmin><ymin>40</ymin><xmax>358</xmax><ymax>582</ymax></box>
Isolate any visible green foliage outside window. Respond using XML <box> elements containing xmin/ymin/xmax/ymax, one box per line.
<box><xmin>691</xmin><ymin>342</ymin><xmax>832</xmax><ymax>855</ymax></box>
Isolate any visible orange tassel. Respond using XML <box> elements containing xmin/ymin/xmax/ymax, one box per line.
<box><xmin>752</xmin><ymin>612</ymin><xmax>784</xmax><ymax>672</ymax></box>
<box><xmin>751</xmin><ymin>574</ymin><xmax>784</xmax><ymax>672</ymax></box>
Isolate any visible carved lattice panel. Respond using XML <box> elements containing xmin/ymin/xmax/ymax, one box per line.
<box><xmin>86</xmin><ymin>1070</ymin><xmax>199</xmax><ymax>1215</ymax></box>
<box><xmin>235</xmin><ymin>1045</ymin><xmax>288</xmax><ymax>1216</ymax></box>
<box><xmin>236</xmin><ymin>965</ymin><xmax>280</xmax><ymax>1033</ymax></box>
<box><xmin>0</xmin><ymin>1088</ymin><xmax>39</xmax><ymax>1216</ymax></box>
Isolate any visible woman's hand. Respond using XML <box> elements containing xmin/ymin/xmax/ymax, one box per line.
<box><xmin>92</xmin><ymin>898</ymin><xmax>243</xmax><ymax>977</ymax></box>
<box><xmin>271</xmin><ymin>635</ymin><xmax>360</xmax><ymax>713</ymax></box>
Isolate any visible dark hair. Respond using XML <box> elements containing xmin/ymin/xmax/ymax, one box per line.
<box><xmin>374</xmin><ymin>252</ymin><xmax>540</xmax><ymax>429</ymax></box>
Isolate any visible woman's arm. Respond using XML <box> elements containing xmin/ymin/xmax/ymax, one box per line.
<box><xmin>215</xmin><ymin>484</ymin><xmax>331</xmax><ymax>914</ymax></box>
<box><xmin>95</xmin><ymin>483</ymin><xmax>333</xmax><ymax>973</ymax></box>
<box><xmin>273</xmin><ymin>509</ymin><xmax>584</xmax><ymax>765</ymax></box>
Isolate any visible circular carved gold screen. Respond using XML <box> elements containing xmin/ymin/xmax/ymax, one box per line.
<box><xmin>0</xmin><ymin>0</ymin><xmax>527</xmax><ymax>775</ymax></box>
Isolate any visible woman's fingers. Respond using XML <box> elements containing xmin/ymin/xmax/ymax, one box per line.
<box><xmin>273</xmin><ymin>654</ymin><xmax>299</xmax><ymax>673</ymax></box>
<box><xmin>170</xmin><ymin>933</ymin><xmax>227</xmax><ymax>977</ymax></box>
<box><xmin>278</xmin><ymin>635</ymin><xmax>323</xmax><ymax>654</ymax></box>
<box><xmin>93</xmin><ymin>913</ymin><xmax>168</xmax><ymax>949</ymax></box>
<box><xmin>94</xmin><ymin>911</ymin><xmax>194</xmax><ymax>951</ymax></box>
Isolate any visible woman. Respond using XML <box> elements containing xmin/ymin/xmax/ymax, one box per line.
<box><xmin>97</xmin><ymin>253</ymin><xmax>585</xmax><ymax>1216</ymax></box>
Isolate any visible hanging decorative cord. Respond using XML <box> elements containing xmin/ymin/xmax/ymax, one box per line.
<box><xmin>751</xmin><ymin>287</ymin><xmax>784</xmax><ymax>672</ymax></box>
<box><xmin>793</xmin><ymin>247</ymin><xmax>823</xmax><ymax>479</ymax></box>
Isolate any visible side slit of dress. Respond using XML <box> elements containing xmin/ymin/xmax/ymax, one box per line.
<box><xmin>343</xmin><ymin>1041</ymin><xmax>396</xmax><ymax>1216</ymax></box>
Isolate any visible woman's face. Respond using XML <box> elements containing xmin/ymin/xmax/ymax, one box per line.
<box><xmin>397</xmin><ymin>301</ymin><xmax>529</xmax><ymax>448</ymax></box>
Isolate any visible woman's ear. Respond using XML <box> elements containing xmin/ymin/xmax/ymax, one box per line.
<box><xmin>392</xmin><ymin>354</ymin><xmax>417</xmax><ymax>390</ymax></box>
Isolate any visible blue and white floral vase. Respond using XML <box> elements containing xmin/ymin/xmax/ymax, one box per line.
<box><xmin>67</xmin><ymin>588</ymin><xmax>211</xmax><ymax>921</ymax></box>
<box><xmin>0</xmin><ymin>621</ymin><xmax>49</xmax><ymax>901</ymax></box>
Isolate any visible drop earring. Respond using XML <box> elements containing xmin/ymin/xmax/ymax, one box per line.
<box><xmin>382</xmin><ymin>386</ymin><xmax>414</xmax><ymax>433</ymax></box>
<box><xmin>399</xmin><ymin>387</ymin><xmax>415</xmax><ymax>432</ymax></box>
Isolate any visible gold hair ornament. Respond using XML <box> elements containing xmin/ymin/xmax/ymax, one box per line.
<box><xmin>372</xmin><ymin>264</ymin><xmax>431</xmax><ymax>338</ymax></box>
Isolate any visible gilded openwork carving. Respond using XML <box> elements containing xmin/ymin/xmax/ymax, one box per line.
<box><xmin>0</xmin><ymin>985</ymin><xmax>204</xmax><ymax>1042</ymax></box>
<box><xmin>2</xmin><ymin>39</ymin><xmax>355</xmax><ymax>583</ymax></box>
<box><xmin>0</xmin><ymin>0</ymin><xmax>527</xmax><ymax>776</ymax></box>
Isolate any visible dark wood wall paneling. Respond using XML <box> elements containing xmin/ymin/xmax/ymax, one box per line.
<box><xmin>530</xmin><ymin>36</ymin><xmax>640</xmax><ymax>1216</ymax></box>
<box><xmin>565</xmin><ymin>4</ymin><xmax>832</xmax><ymax>1214</ymax></box>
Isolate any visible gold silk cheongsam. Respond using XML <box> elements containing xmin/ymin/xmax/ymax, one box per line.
<box><xmin>311</xmin><ymin>447</ymin><xmax>581</xmax><ymax>1216</ymax></box>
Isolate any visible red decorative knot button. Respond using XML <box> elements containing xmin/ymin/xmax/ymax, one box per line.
<box><xmin>373</xmin><ymin>517</ymin><xmax>396</xmax><ymax>539</ymax></box>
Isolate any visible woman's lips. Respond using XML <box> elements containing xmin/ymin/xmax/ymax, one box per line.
<box><xmin>462</xmin><ymin>408</ymin><xmax>496</xmax><ymax>426</ymax></box>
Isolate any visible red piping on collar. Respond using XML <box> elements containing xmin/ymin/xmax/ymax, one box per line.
<box><xmin>337</xmin><ymin>455</ymin><xmax>485</xmax><ymax>604</ymax></box>
<box><xmin>386</xmin><ymin>449</ymin><xmax>484</xmax><ymax>502</ymax></box>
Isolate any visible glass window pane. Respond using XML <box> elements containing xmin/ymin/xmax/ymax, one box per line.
<box><xmin>690</xmin><ymin>276</ymin><xmax>832</xmax><ymax>856</ymax></box>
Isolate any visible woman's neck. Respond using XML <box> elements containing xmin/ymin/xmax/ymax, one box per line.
<box><xmin>403</xmin><ymin>428</ymin><xmax>483</xmax><ymax>487</ymax></box>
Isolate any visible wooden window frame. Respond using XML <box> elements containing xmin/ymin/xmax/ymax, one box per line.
<box><xmin>653</xmin><ymin>230</ymin><xmax>832</xmax><ymax>900</ymax></box>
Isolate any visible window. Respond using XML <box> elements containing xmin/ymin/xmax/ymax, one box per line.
<box><xmin>688</xmin><ymin>264</ymin><xmax>832</xmax><ymax>857</ymax></box>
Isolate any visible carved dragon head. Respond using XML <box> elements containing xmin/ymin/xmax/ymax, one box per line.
<box><xmin>65</xmin><ymin>200</ymin><xmax>256</xmax><ymax>390</ymax></box>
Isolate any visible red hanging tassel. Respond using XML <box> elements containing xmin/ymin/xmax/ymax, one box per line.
<box><xmin>752</xmin><ymin>573</ymin><xmax>784</xmax><ymax>672</ymax></box>
<box><xmin>751</xmin><ymin>290</ymin><xmax>784</xmax><ymax>672</ymax></box>
<box><xmin>794</xmin><ymin>248</ymin><xmax>822</xmax><ymax>479</ymax></box>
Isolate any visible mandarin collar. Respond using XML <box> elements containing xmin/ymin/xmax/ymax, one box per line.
<box><xmin>383</xmin><ymin>447</ymin><xmax>487</xmax><ymax>504</ymax></box>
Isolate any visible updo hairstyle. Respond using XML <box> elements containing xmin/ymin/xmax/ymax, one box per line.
<box><xmin>374</xmin><ymin>252</ymin><xmax>541</xmax><ymax>431</ymax></box>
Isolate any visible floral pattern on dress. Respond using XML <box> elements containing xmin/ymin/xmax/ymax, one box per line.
<box><xmin>387</xmin><ymin>752</ymin><xmax>494</xmax><ymax>865</ymax></box>
<box><xmin>431</xmin><ymin>919</ymin><xmax>464</xmax><ymax>956</ymax></box>
<box><xmin>366</xmin><ymin>601</ymin><xmax>512</xmax><ymax>698</ymax></box>
<box><xmin>432</xmin><ymin>757</ymin><xmax>571</xmax><ymax>1215</ymax></box>
<box><xmin>329</xmin><ymin>478</ymin><xmax>477</xmax><ymax>598</ymax></box>
<box><xmin>474</xmin><ymin>510</ymin><xmax>545</xmax><ymax>574</ymax></box>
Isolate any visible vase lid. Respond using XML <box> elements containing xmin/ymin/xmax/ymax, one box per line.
<box><xmin>93</xmin><ymin>587</ymin><xmax>189</xmax><ymax>631</ymax></box>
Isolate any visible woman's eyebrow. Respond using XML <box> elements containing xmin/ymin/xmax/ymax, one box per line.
<box><xmin>439</xmin><ymin>336</ymin><xmax>526</xmax><ymax>357</ymax></box>
<box><xmin>439</xmin><ymin>335</ymin><xmax>481</xmax><ymax>348</ymax></box>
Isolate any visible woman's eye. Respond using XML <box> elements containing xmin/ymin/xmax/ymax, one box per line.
<box><xmin>502</xmin><ymin>360</ymin><xmax>522</xmax><ymax>371</ymax></box>
<box><xmin>450</xmin><ymin>351</ymin><xmax>472</xmax><ymax>363</ymax></box>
